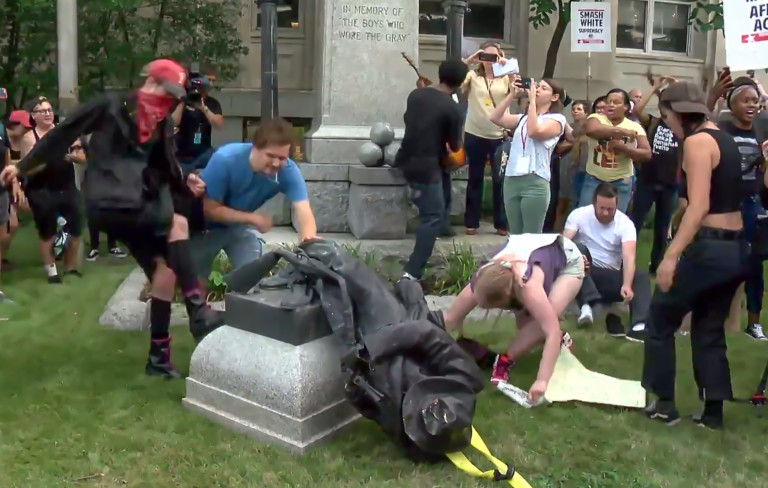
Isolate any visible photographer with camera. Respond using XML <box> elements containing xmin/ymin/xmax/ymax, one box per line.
<box><xmin>172</xmin><ymin>68</ymin><xmax>223</xmax><ymax>174</ymax></box>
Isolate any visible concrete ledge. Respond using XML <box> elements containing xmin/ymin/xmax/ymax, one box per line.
<box><xmin>99</xmin><ymin>268</ymin><xmax>150</xmax><ymax>331</ymax></box>
<box><xmin>299</xmin><ymin>163</ymin><xmax>350</xmax><ymax>182</ymax></box>
<box><xmin>182</xmin><ymin>326</ymin><xmax>360</xmax><ymax>453</ymax></box>
<box><xmin>348</xmin><ymin>166</ymin><xmax>406</xmax><ymax>185</ymax></box>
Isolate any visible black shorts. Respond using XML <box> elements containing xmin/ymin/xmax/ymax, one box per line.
<box><xmin>87</xmin><ymin>205</ymin><xmax>170</xmax><ymax>280</ymax></box>
<box><xmin>27</xmin><ymin>189</ymin><xmax>83</xmax><ymax>240</ymax></box>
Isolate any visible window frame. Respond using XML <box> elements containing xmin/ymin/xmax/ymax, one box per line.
<box><xmin>616</xmin><ymin>0</ymin><xmax>693</xmax><ymax>57</ymax></box>
<box><xmin>417</xmin><ymin>0</ymin><xmax>515</xmax><ymax>46</ymax></box>
<box><xmin>250</xmin><ymin>0</ymin><xmax>307</xmax><ymax>39</ymax></box>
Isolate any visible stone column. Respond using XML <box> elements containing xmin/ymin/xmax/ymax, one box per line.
<box><xmin>305</xmin><ymin>0</ymin><xmax>419</xmax><ymax>165</ymax></box>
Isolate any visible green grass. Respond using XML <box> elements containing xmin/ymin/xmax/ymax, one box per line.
<box><xmin>1</xmin><ymin>224</ymin><xmax>768</xmax><ymax>487</ymax></box>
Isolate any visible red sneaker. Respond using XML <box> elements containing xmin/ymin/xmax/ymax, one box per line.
<box><xmin>490</xmin><ymin>354</ymin><xmax>511</xmax><ymax>385</ymax></box>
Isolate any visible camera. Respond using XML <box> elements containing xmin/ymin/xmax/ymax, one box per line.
<box><xmin>185</xmin><ymin>62</ymin><xmax>208</xmax><ymax>104</ymax></box>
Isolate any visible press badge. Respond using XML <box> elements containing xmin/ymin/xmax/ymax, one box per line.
<box><xmin>193</xmin><ymin>131</ymin><xmax>202</xmax><ymax>145</ymax></box>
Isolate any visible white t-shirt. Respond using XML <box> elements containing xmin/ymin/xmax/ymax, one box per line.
<box><xmin>564</xmin><ymin>205</ymin><xmax>636</xmax><ymax>270</ymax></box>
<box><xmin>504</xmin><ymin>113</ymin><xmax>567</xmax><ymax>181</ymax></box>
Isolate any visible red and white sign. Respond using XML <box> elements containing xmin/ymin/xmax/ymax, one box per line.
<box><xmin>725</xmin><ymin>0</ymin><xmax>768</xmax><ymax>70</ymax></box>
<box><xmin>571</xmin><ymin>2</ymin><xmax>612</xmax><ymax>53</ymax></box>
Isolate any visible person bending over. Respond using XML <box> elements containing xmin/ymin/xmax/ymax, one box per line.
<box><xmin>642</xmin><ymin>82</ymin><xmax>748</xmax><ymax>429</ymax></box>
<box><xmin>1</xmin><ymin>59</ymin><xmax>224</xmax><ymax>379</ymax></box>
<box><xmin>564</xmin><ymin>182</ymin><xmax>651</xmax><ymax>342</ymax></box>
<box><xmin>395</xmin><ymin>59</ymin><xmax>467</xmax><ymax>281</ymax></box>
<box><xmin>443</xmin><ymin>233</ymin><xmax>584</xmax><ymax>403</ymax></box>
<box><xmin>192</xmin><ymin>117</ymin><xmax>317</xmax><ymax>279</ymax></box>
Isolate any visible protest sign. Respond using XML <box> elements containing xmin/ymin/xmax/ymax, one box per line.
<box><xmin>571</xmin><ymin>1</ymin><xmax>612</xmax><ymax>53</ymax></box>
<box><xmin>724</xmin><ymin>0</ymin><xmax>768</xmax><ymax>70</ymax></box>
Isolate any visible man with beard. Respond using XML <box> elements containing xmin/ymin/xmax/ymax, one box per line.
<box><xmin>0</xmin><ymin>59</ymin><xmax>223</xmax><ymax>377</ymax></box>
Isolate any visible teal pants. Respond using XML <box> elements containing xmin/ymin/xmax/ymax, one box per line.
<box><xmin>503</xmin><ymin>174</ymin><xmax>551</xmax><ymax>234</ymax></box>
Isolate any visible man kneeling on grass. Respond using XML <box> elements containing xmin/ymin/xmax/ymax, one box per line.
<box><xmin>563</xmin><ymin>182</ymin><xmax>651</xmax><ymax>342</ymax></box>
<box><xmin>193</xmin><ymin>118</ymin><xmax>319</xmax><ymax>279</ymax></box>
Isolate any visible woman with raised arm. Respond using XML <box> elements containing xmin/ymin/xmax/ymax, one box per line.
<box><xmin>489</xmin><ymin>78</ymin><xmax>567</xmax><ymax>234</ymax></box>
<box><xmin>642</xmin><ymin>82</ymin><xmax>748</xmax><ymax>430</ymax></box>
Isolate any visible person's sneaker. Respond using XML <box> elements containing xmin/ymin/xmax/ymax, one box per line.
<box><xmin>0</xmin><ymin>291</ymin><xmax>13</xmax><ymax>303</ymax></box>
<box><xmin>109</xmin><ymin>247</ymin><xmax>128</xmax><ymax>258</ymax></box>
<box><xmin>745</xmin><ymin>323</ymin><xmax>768</xmax><ymax>341</ymax></box>
<box><xmin>692</xmin><ymin>413</ymin><xmax>723</xmax><ymax>430</ymax></box>
<box><xmin>577</xmin><ymin>304</ymin><xmax>593</xmax><ymax>327</ymax></box>
<box><xmin>626</xmin><ymin>323</ymin><xmax>647</xmax><ymax>343</ymax></box>
<box><xmin>86</xmin><ymin>249</ymin><xmax>99</xmax><ymax>261</ymax></box>
<box><xmin>561</xmin><ymin>331</ymin><xmax>574</xmax><ymax>351</ymax></box>
<box><xmin>644</xmin><ymin>399</ymin><xmax>681</xmax><ymax>425</ymax></box>
<box><xmin>606</xmin><ymin>313</ymin><xmax>626</xmax><ymax>337</ymax></box>
<box><xmin>64</xmin><ymin>270</ymin><xmax>83</xmax><ymax>278</ymax></box>
<box><xmin>145</xmin><ymin>337</ymin><xmax>181</xmax><ymax>378</ymax></box>
<box><xmin>47</xmin><ymin>275</ymin><xmax>62</xmax><ymax>284</ymax></box>
<box><xmin>490</xmin><ymin>354</ymin><xmax>511</xmax><ymax>385</ymax></box>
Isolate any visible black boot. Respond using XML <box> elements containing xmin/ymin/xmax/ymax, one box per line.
<box><xmin>145</xmin><ymin>337</ymin><xmax>181</xmax><ymax>378</ymax></box>
<box><xmin>185</xmin><ymin>291</ymin><xmax>224</xmax><ymax>343</ymax></box>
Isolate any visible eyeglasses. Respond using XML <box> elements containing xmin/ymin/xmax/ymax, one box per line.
<box><xmin>33</xmin><ymin>109</ymin><xmax>54</xmax><ymax>115</ymax></box>
<box><xmin>69</xmin><ymin>145</ymin><xmax>82</xmax><ymax>152</ymax></box>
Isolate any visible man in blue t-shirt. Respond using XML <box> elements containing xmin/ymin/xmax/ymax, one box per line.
<box><xmin>193</xmin><ymin>117</ymin><xmax>317</xmax><ymax>278</ymax></box>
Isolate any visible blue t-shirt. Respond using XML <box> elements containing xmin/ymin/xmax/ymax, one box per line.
<box><xmin>201</xmin><ymin>142</ymin><xmax>308</xmax><ymax>228</ymax></box>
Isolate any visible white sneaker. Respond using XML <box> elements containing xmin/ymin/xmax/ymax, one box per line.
<box><xmin>577</xmin><ymin>304</ymin><xmax>593</xmax><ymax>327</ymax></box>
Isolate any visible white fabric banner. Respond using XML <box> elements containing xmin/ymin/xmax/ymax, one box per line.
<box><xmin>724</xmin><ymin>0</ymin><xmax>768</xmax><ymax>71</ymax></box>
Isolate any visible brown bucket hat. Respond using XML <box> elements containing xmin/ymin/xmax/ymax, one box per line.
<box><xmin>659</xmin><ymin>81</ymin><xmax>710</xmax><ymax>116</ymax></box>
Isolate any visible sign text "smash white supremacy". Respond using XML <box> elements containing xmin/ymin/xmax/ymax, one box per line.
<box><xmin>579</xmin><ymin>9</ymin><xmax>605</xmax><ymax>33</ymax></box>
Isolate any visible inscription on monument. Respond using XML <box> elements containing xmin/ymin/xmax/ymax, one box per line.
<box><xmin>336</xmin><ymin>4</ymin><xmax>410</xmax><ymax>43</ymax></box>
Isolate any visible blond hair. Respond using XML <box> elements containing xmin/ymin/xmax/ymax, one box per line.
<box><xmin>473</xmin><ymin>262</ymin><xmax>523</xmax><ymax>310</ymax></box>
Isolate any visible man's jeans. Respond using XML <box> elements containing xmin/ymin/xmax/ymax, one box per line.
<box><xmin>405</xmin><ymin>181</ymin><xmax>446</xmax><ymax>279</ymax></box>
<box><xmin>579</xmin><ymin>174</ymin><xmax>633</xmax><ymax>213</ymax></box>
<box><xmin>576</xmin><ymin>265</ymin><xmax>652</xmax><ymax>326</ymax></box>
<box><xmin>190</xmin><ymin>225</ymin><xmax>264</xmax><ymax>280</ymax></box>
<box><xmin>630</xmin><ymin>182</ymin><xmax>678</xmax><ymax>273</ymax></box>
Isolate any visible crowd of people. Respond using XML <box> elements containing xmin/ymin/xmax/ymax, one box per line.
<box><xmin>394</xmin><ymin>42</ymin><xmax>768</xmax><ymax>429</ymax></box>
<box><xmin>1</xmin><ymin>48</ymin><xmax>767</xmax><ymax>432</ymax></box>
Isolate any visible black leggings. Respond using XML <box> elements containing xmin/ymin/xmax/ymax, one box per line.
<box><xmin>642</xmin><ymin>230</ymin><xmax>748</xmax><ymax>402</ymax></box>
<box><xmin>88</xmin><ymin>220</ymin><xmax>117</xmax><ymax>250</ymax></box>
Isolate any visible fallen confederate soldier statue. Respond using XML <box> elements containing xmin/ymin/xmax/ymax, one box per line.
<box><xmin>224</xmin><ymin>239</ymin><xmax>532</xmax><ymax>487</ymax></box>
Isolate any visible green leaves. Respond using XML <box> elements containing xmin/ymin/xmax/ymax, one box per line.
<box><xmin>1</xmin><ymin>0</ymin><xmax>248</xmax><ymax>110</ymax></box>
<box><xmin>689</xmin><ymin>0</ymin><xmax>724</xmax><ymax>32</ymax></box>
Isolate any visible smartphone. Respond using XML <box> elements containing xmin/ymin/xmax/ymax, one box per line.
<box><xmin>517</xmin><ymin>77</ymin><xmax>532</xmax><ymax>89</ymax></box>
<box><xmin>478</xmin><ymin>52</ymin><xmax>498</xmax><ymax>62</ymax></box>
<box><xmin>0</xmin><ymin>88</ymin><xmax>7</xmax><ymax>99</ymax></box>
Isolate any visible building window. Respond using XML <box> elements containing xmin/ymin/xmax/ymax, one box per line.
<box><xmin>419</xmin><ymin>0</ymin><xmax>505</xmax><ymax>40</ymax></box>
<box><xmin>252</xmin><ymin>0</ymin><xmax>301</xmax><ymax>31</ymax></box>
<box><xmin>617</xmin><ymin>0</ymin><xmax>692</xmax><ymax>55</ymax></box>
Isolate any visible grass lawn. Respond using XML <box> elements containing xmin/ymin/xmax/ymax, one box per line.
<box><xmin>2</xmin><ymin>223</ymin><xmax>768</xmax><ymax>487</ymax></box>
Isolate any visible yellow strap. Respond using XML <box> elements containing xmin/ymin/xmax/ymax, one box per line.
<box><xmin>446</xmin><ymin>427</ymin><xmax>533</xmax><ymax>488</ymax></box>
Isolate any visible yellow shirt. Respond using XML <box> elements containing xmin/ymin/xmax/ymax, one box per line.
<box><xmin>585</xmin><ymin>113</ymin><xmax>646</xmax><ymax>182</ymax></box>
<box><xmin>462</xmin><ymin>70</ymin><xmax>511</xmax><ymax>140</ymax></box>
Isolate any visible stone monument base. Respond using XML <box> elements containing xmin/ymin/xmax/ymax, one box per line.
<box><xmin>182</xmin><ymin>325</ymin><xmax>360</xmax><ymax>453</ymax></box>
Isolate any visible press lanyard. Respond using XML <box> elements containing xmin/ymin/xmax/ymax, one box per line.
<box><xmin>520</xmin><ymin>116</ymin><xmax>528</xmax><ymax>151</ymax></box>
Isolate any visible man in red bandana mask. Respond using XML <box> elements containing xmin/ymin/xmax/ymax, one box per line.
<box><xmin>0</xmin><ymin>58</ymin><xmax>223</xmax><ymax>378</ymax></box>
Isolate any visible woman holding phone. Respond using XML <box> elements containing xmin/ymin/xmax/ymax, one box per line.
<box><xmin>461</xmin><ymin>42</ymin><xmax>512</xmax><ymax>237</ymax></box>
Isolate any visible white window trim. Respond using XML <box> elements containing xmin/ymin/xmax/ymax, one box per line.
<box><xmin>616</xmin><ymin>0</ymin><xmax>693</xmax><ymax>57</ymax></box>
<box><xmin>417</xmin><ymin>0</ymin><xmax>515</xmax><ymax>47</ymax></box>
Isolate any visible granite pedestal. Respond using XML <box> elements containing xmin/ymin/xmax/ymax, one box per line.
<box><xmin>182</xmin><ymin>291</ymin><xmax>360</xmax><ymax>453</ymax></box>
<box><xmin>347</xmin><ymin>166</ymin><xmax>409</xmax><ymax>239</ymax></box>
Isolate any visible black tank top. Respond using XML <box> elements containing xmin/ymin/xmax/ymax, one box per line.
<box><xmin>689</xmin><ymin>128</ymin><xmax>743</xmax><ymax>215</ymax></box>
<box><xmin>27</xmin><ymin>127</ymin><xmax>76</xmax><ymax>193</ymax></box>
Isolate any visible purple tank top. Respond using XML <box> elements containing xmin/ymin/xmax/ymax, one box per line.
<box><xmin>470</xmin><ymin>241</ymin><xmax>566</xmax><ymax>296</ymax></box>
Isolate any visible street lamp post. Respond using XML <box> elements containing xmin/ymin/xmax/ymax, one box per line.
<box><xmin>444</xmin><ymin>0</ymin><xmax>467</xmax><ymax>60</ymax></box>
<box><xmin>257</xmin><ymin>0</ymin><xmax>280</xmax><ymax>119</ymax></box>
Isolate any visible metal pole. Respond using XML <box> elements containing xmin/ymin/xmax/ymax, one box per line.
<box><xmin>57</xmin><ymin>0</ymin><xmax>84</xmax><ymax>267</ymax></box>
<box><xmin>258</xmin><ymin>0</ymin><xmax>279</xmax><ymax>119</ymax></box>
<box><xmin>444</xmin><ymin>0</ymin><xmax>467</xmax><ymax>60</ymax></box>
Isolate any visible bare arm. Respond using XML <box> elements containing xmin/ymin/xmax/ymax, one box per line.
<box><xmin>3</xmin><ymin>148</ymin><xmax>9</xmax><ymax>170</ymax></box>
<box><xmin>614</xmin><ymin>135</ymin><xmax>651</xmax><ymax>163</ymax></box>
<box><xmin>292</xmin><ymin>200</ymin><xmax>318</xmax><ymax>242</ymax></box>
<box><xmin>562</xmin><ymin>228</ymin><xmax>577</xmax><ymax>241</ymax></box>
<box><xmin>584</xmin><ymin>117</ymin><xmax>633</xmax><ymax>140</ymax></box>
<box><xmin>203</xmin><ymin>197</ymin><xmax>257</xmax><ymax>226</ymax></box>
<box><xmin>171</xmin><ymin>103</ymin><xmax>184</xmax><ymax>127</ymax></box>
<box><xmin>621</xmin><ymin>241</ymin><xmax>637</xmax><ymax>289</ymax></box>
<box><xmin>665</xmin><ymin>135</ymin><xmax>714</xmax><ymax>259</ymax></box>
<box><xmin>489</xmin><ymin>92</ymin><xmax>523</xmax><ymax>130</ymax></box>
<box><xmin>19</xmin><ymin>132</ymin><xmax>36</xmax><ymax>159</ymax></box>
<box><xmin>527</xmin><ymin>113</ymin><xmax>564</xmax><ymax>141</ymax></box>
<box><xmin>518</xmin><ymin>268</ymin><xmax>562</xmax><ymax>384</ymax></box>
<box><xmin>201</xmin><ymin>104</ymin><xmax>224</xmax><ymax>129</ymax></box>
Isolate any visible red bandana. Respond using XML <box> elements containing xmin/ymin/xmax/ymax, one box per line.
<box><xmin>135</xmin><ymin>91</ymin><xmax>176</xmax><ymax>143</ymax></box>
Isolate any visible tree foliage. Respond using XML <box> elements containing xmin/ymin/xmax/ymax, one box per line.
<box><xmin>529</xmin><ymin>0</ymin><xmax>726</xmax><ymax>79</ymax></box>
<box><xmin>0</xmin><ymin>0</ymin><xmax>248</xmax><ymax>113</ymax></box>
